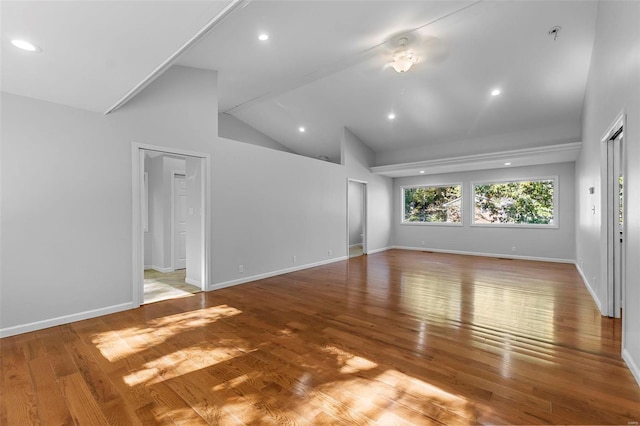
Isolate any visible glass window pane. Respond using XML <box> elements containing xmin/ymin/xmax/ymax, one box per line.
<box><xmin>403</xmin><ymin>185</ymin><xmax>462</xmax><ymax>223</ymax></box>
<box><xmin>473</xmin><ymin>179</ymin><xmax>555</xmax><ymax>225</ymax></box>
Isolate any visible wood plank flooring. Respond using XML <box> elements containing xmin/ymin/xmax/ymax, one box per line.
<box><xmin>2</xmin><ymin>250</ymin><xmax>640</xmax><ymax>425</ymax></box>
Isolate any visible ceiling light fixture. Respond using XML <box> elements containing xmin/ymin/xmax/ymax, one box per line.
<box><xmin>258</xmin><ymin>34</ymin><xmax>269</xmax><ymax>41</ymax></box>
<box><xmin>11</xmin><ymin>39</ymin><xmax>41</xmax><ymax>52</ymax></box>
<box><xmin>388</xmin><ymin>113</ymin><xmax>396</xmax><ymax>120</ymax></box>
<box><xmin>419</xmin><ymin>171</ymin><xmax>425</xmax><ymax>174</ymax></box>
<box><xmin>298</xmin><ymin>126</ymin><xmax>306</xmax><ymax>133</ymax></box>
<box><xmin>390</xmin><ymin>38</ymin><xmax>418</xmax><ymax>73</ymax></box>
<box><xmin>491</xmin><ymin>88</ymin><xmax>501</xmax><ymax>96</ymax></box>
<box><xmin>504</xmin><ymin>162</ymin><xmax>511</xmax><ymax>166</ymax></box>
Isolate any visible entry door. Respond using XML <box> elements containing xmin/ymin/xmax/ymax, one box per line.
<box><xmin>173</xmin><ymin>174</ymin><xmax>187</xmax><ymax>270</ymax></box>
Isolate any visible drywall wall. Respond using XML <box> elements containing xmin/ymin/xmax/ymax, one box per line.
<box><xmin>341</xmin><ymin>128</ymin><xmax>393</xmax><ymax>254</ymax></box>
<box><xmin>218</xmin><ymin>112</ymin><xmax>293</xmax><ymax>153</ymax></box>
<box><xmin>392</xmin><ymin>162</ymin><xmax>576</xmax><ymax>262</ymax></box>
<box><xmin>0</xmin><ymin>65</ymin><xmax>218</xmax><ymax>334</ymax></box>
<box><xmin>0</xmin><ymin>64</ymin><xmax>394</xmax><ymax>336</ymax></box>
<box><xmin>576</xmin><ymin>1</ymin><xmax>640</xmax><ymax>384</ymax></box>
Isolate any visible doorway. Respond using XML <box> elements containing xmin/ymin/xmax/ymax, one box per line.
<box><xmin>602</xmin><ymin>113</ymin><xmax>626</xmax><ymax>318</ymax></box>
<box><xmin>132</xmin><ymin>144</ymin><xmax>210</xmax><ymax>307</ymax></box>
<box><xmin>347</xmin><ymin>179</ymin><xmax>367</xmax><ymax>257</ymax></box>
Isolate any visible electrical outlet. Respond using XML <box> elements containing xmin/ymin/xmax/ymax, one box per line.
<box><xmin>328</xmin><ymin>249</ymin><xmax>332</xmax><ymax>256</ymax></box>
<box><xmin>421</xmin><ymin>241</ymin><xmax>425</xmax><ymax>246</ymax></box>
<box><xmin>512</xmin><ymin>246</ymin><xmax>517</xmax><ymax>253</ymax></box>
<box><xmin>292</xmin><ymin>255</ymin><xmax>296</xmax><ymax>263</ymax></box>
<box><xmin>238</xmin><ymin>264</ymin><xmax>244</xmax><ymax>273</ymax></box>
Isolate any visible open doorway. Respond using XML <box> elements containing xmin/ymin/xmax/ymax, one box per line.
<box><xmin>133</xmin><ymin>144</ymin><xmax>210</xmax><ymax>307</ymax></box>
<box><xmin>348</xmin><ymin>179</ymin><xmax>367</xmax><ymax>258</ymax></box>
<box><xmin>602</xmin><ymin>112</ymin><xmax>626</xmax><ymax>318</ymax></box>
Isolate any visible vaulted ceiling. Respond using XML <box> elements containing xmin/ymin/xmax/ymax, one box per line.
<box><xmin>2</xmin><ymin>1</ymin><xmax>598</xmax><ymax>165</ymax></box>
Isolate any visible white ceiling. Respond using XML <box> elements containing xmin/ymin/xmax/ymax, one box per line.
<box><xmin>178</xmin><ymin>0</ymin><xmax>597</xmax><ymax>162</ymax></box>
<box><xmin>1</xmin><ymin>1</ymin><xmax>233</xmax><ymax>112</ymax></box>
<box><xmin>2</xmin><ymin>1</ymin><xmax>597</xmax><ymax>165</ymax></box>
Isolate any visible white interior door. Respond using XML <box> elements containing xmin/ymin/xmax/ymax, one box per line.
<box><xmin>173</xmin><ymin>174</ymin><xmax>187</xmax><ymax>270</ymax></box>
<box><xmin>606</xmin><ymin>126</ymin><xmax>624</xmax><ymax>318</ymax></box>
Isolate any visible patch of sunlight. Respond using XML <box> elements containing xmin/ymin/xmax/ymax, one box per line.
<box><xmin>375</xmin><ymin>369</ymin><xmax>473</xmax><ymax>418</ymax></box>
<box><xmin>124</xmin><ymin>344</ymin><xmax>251</xmax><ymax>387</ymax></box>
<box><xmin>322</xmin><ymin>345</ymin><xmax>378</xmax><ymax>374</ymax></box>
<box><xmin>212</xmin><ymin>373</ymin><xmax>249</xmax><ymax>391</ymax></box>
<box><xmin>92</xmin><ymin>305</ymin><xmax>242</xmax><ymax>362</ymax></box>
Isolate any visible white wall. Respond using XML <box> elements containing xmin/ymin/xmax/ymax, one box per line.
<box><xmin>576</xmin><ymin>1</ymin><xmax>640</xmax><ymax>384</ymax></box>
<box><xmin>392</xmin><ymin>162</ymin><xmax>576</xmax><ymax>262</ymax></box>
<box><xmin>348</xmin><ymin>181</ymin><xmax>364</xmax><ymax>245</ymax></box>
<box><xmin>218</xmin><ymin>112</ymin><xmax>293</xmax><ymax>153</ymax></box>
<box><xmin>341</xmin><ymin>128</ymin><xmax>393</xmax><ymax>254</ymax></box>
<box><xmin>0</xmin><ymin>65</ymin><xmax>218</xmax><ymax>334</ymax></box>
<box><xmin>0</xmin><ymin>64</ymin><xmax>394</xmax><ymax>336</ymax></box>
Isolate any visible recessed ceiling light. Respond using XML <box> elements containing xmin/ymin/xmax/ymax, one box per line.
<box><xmin>298</xmin><ymin>126</ymin><xmax>306</xmax><ymax>133</ymax></box>
<box><xmin>11</xmin><ymin>39</ymin><xmax>40</xmax><ymax>52</ymax></box>
<box><xmin>419</xmin><ymin>170</ymin><xmax>425</xmax><ymax>174</ymax></box>
<box><xmin>388</xmin><ymin>113</ymin><xmax>396</xmax><ymax>120</ymax></box>
<box><xmin>258</xmin><ymin>34</ymin><xmax>269</xmax><ymax>41</ymax></box>
<box><xmin>491</xmin><ymin>88</ymin><xmax>501</xmax><ymax>96</ymax></box>
<box><xmin>504</xmin><ymin>162</ymin><xmax>511</xmax><ymax>166</ymax></box>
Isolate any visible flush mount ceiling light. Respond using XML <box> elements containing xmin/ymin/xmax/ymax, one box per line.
<box><xmin>491</xmin><ymin>88</ymin><xmax>501</xmax><ymax>96</ymax></box>
<box><xmin>388</xmin><ymin>113</ymin><xmax>396</xmax><ymax>120</ymax></box>
<box><xmin>390</xmin><ymin>38</ymin><xmax>418</xmax><ymax>73</ymax></box>
<box><xmin>298</xmin><ymin>126</ymin><xmax>306</xmax><ymax>133</ymax></box>
<box><xmin>11</xmin><ymin>39</ymin><xmax>41</xmax><ymax>52</ymax></box>
<box><xmin>258</xmin><ymin>34</ymin><xmax>269</xmax><ymax>41</ymax></box>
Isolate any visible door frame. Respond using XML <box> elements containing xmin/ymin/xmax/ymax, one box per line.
<box><xmin>132</xmin><ymin>143</ymin><xmax>211</xmax><ymax>307</ymax></box>
<box><xmin>171</xmin><ymin>171</ymin><xmax>187</xmax><ymax>271</ymax></box>
<box><xmin>600</xmin><ymin>110</ymin><xmax>626</xmax><ymax>320</ymax></box>
<box><xmin>347</xmin><ymin>178</ymin><xmax>367</xmax><ymax>257</ymax></box>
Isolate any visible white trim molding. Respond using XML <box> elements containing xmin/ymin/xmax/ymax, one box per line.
<box><xmin>0</xmin><ymin>302</ymin><xmax>135</xmax><ymax>338</ymax></box>
<box><xmin>209</xmin><ymin>256</ymin><xmax>348</xmax><ymax>291</ymax></box>
<box><xmin>622</xmin><ymin>349</ymin><xmax>640</xmax><ymax>389</ymax></box>
<box><xmin>575</xmin><ymin>262</ymin><xmax>605</xmax><ymax>315</ymax></box>
<box><xmin>392</xmin><ymin>245</ymin><xmax>575</xmax><ymax>264</ymax></box>
<box><xmin>371</xmin><ymin>142</ymin><xmax>582</xmax><ymax>178</ymax></box>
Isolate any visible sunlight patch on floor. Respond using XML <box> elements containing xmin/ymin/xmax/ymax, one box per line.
<box><xmin>92</xmin><ymin>305</ymin><xmax>242</xmax><ymax>361</ymax></box>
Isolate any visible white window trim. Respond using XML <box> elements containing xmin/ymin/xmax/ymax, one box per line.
<box><xmin>401</xmin><ymin>183</ymin><xmax>464</xmax><ymax>226</ymax></box>
<box><xmin>470</xmin><ymin>176</ymin><xmax>559</xmax><ymax>229</ymax></box>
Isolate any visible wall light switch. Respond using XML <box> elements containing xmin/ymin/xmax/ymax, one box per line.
<box><xmin>188</xmin><ymin>207</ymin><xmax>194</xmax><ymax>215</ymax></box>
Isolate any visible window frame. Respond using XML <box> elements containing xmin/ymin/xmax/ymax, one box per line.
<box><xmin>470</xmin><ymin>176</ymin><xmax>559</xmax><ymax>228</ymax></box>
<box><xmin>400</xmin><ymin>182</ymin><xmax>464</xmax><ymax>226</ymax></box>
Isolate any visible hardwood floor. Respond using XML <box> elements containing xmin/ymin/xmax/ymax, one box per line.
<box><xmin>2</xmin><ymin>250</ymin><xmax>639</xmax><ymax>425</ymax></box>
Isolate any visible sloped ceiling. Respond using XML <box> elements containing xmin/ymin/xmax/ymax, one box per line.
<box><xmin>2</xmin><ymin>1</ymin><xmax>597</xmax><ymax>166</ymax></box>
<box><xmin>178</xmin><ymin>0</ymin><xmax>597</xmax><ymax>163</ymax></box>
<box><xmin>1</xmin><ymin>1</ymin><xmax>234</xmax><ymax>112</ymax></box>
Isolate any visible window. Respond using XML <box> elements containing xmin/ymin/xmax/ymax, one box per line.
<box><xmin>402</xmin><ymin>184</ymin><xmax>462</xmax><ymax>224</ymax></box>
<box><xmin>472</xmin><ymin>178</ymin><xmax>556</xmax><ymax>226</ymax></box>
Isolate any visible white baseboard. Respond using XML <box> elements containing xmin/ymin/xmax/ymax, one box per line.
<box><xmin>150</xmin><ymin>265</ymin><xmax>173</xmax><ymax>273</ymax></box>
<box><xmin>366</xmin><ymin>246</ymin><xmax>392</xmax><ymax>255</ymax></box>
<box><xmin>575</xmin><ymin>263</ymin><xmax>605</xmax><ymax>315</ymax></box>
<box><xmin>0</xmin><ymin>302</ymin><xmax>135</xmax><ymax>338</ymax></box>
<box><xmin>623</xmin><ymin>349</ymin><xmax>640</xmax><ymax>389</ymax></box>
<box><xmin>391</xmin><ymin>245</ymin><xmax>575</xmax><ymax>264</ymax></box>
<box><xmin>185</xmin><ymin>277</ymin><xmax>201</xmax><ymax>287</ymax></box>
<box><xmin>209</xmin><ymin>256</ymin><xmax>349</xmax><ymax>291</ymax></box>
